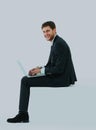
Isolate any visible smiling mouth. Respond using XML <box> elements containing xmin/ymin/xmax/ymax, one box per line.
<box><xmin>45</xmin><ymin>35</ymin><xmax>50</xmax><ymax>38</ymax></box>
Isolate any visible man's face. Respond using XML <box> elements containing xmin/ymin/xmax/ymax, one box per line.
<box><xmin>42</xmin><ymin>26</ymin><xmax>56</xmax><ymax>41</ymax></box>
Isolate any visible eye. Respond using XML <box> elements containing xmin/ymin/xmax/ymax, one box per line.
<box><xmin>46</xmin><ymin>30</ymin><xmax>50</xmax><ymax>33</ymax></box>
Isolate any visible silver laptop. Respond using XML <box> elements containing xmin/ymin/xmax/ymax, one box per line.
<box><xmin>17</xmin><ymin>60</ymin><xmax>45</xmax><ymax>77</ymax></box>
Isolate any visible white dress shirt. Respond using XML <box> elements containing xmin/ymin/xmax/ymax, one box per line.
<box><xmin>40</xmin><ymin>34</ymin><xmax>57</xmax><ymax>75</ymax></box>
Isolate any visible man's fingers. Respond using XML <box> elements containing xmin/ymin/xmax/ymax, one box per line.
<box><xmin>31</xmin><ymin>70</ymin><xmax>36</xmax><ymax>75</ymax></box>
<box><xmin>28</xmin><ymin>68</ymin><xmax>40</xmax><ymax>76</ymax></box>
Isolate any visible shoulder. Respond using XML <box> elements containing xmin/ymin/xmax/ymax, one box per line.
<box><xmin>53</xmin><ymin>35</ymin><xmax>69</xmax><ymax>51</ymax></box>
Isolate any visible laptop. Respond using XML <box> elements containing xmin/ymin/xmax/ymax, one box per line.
<box><xmin>17</xmin><ymin>60</ymin><xmax>45</xmax><ymax>77</ymax></box>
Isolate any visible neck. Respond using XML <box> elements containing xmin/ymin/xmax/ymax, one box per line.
<box><xmin>51</xmin><ymin>33</ymin><xmax>57</xmax><ymax>42</ymax></box>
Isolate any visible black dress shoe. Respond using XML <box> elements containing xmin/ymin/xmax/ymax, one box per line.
<box><xmin>7</xmin><ymin>112</ymin><xmax>29</xmax><ymax>123</ymax></box>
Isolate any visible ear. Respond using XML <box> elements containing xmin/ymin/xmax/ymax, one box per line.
<box><xmin>53</xmin><ymin>28</ymin><xmax>56</xmax><ymax>33</ymax></box>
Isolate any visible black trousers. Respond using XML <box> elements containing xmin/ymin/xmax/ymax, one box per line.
<box><xmin>19</xmin><ymin>76</ymin><xmax>54</xmax><ymax>112</ymax></box>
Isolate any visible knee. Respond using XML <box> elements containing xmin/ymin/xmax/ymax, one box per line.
<box><xmin>21</xmin><ymin>76</ymin><xmax>28</xmax><ymax>85</ymax></box>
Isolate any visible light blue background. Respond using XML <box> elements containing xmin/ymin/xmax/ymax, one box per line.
<box><xmin>0</xmin><ymin>0</ymin><xmax>96</xmax><ymax>129</ymax></box>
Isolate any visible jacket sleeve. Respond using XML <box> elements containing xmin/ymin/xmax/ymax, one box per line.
<box><xmin>45</xmin><ymin>42</ymin><xmax>68</xmax><ymax>75</ymax></box>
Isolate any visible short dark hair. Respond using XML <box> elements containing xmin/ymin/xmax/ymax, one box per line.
<box><xmin>41</xmin><ymin>21</ymin><xmax>56</xmax><ymax>29</ymax></box>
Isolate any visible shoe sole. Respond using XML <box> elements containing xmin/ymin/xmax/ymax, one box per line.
<box><xmin>7</xmin><ymin>120</ymin><xmax>29</xmax><ymax>123</ymax></box>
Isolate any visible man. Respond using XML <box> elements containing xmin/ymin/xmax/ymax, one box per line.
<box><xmin>7</xmin><ymin>21</ymin><xmax>77</xmax><ymax>123</ymax></box>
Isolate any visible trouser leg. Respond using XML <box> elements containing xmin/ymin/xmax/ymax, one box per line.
<box><xmin>19</xmin><ymin>76</ymin><xmax>30</xmax><ymax>112</ymax></box>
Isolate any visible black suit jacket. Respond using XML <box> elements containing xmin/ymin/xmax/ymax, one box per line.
<box><xmin>44</xmin><ymin>35</ymin><xmax>77</xmax><ymax>87</ymax></box>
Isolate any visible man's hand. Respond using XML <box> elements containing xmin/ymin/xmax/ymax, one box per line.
<box><xmin>28</xmin><ymin>67</ymin><xmax>41</xmax><ymax>76</ymax></box>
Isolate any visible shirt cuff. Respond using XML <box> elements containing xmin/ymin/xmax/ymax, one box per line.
<box><xmin>40</xmin><ymin>67</ymin><xmax>45</xmax><ymax>75</ymax></box>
